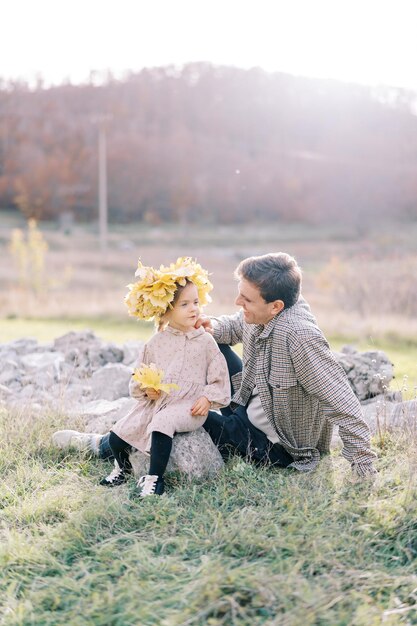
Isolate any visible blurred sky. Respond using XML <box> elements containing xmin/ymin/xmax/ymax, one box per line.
<box><xmin>1</xmin><ymin>0</ymin><xmax>417</xmax><ymax>91</ymax></box>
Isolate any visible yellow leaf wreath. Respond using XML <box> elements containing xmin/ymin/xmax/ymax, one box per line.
<box><xmin>125</xmin><ymin>256</ymin><xmax>213</xmax><ymax>321</ymax></box>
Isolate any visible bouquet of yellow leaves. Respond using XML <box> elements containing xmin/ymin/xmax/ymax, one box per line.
<box><xmin>132</xmin><ymin>363</ymin><xmax>179</xmax><ymax>394</ymax></box>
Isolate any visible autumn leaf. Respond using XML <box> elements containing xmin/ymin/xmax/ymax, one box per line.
<box><xmin>132</xmin><ymin>363</ymin><xmax>179</xmax><ymax>394</ymax></box>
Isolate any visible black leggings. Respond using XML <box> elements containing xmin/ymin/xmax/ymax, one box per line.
<box><xmin>108</xmin><ymin>431</ymin><xmax>133</xmax><ymax>473</ymax></box>
<box><xmin>108</xmin><ymin>430</ymin><xmax>173</xmax><ymax>477</ymax></box>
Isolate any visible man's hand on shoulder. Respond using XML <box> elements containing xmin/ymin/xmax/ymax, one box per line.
<box><xmin>195</xmin><ymin>314</ymin><xmax>214</xmax><ymax>335</ymax></box>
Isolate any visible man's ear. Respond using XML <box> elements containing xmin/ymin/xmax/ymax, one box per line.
<box><xmin>271</xmin><ymin>299</ymin><xmax>285</xmax><ymax>315</ymax></box>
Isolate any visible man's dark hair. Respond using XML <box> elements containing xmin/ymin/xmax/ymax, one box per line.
<box><xmin>235</xmin><ymin>253</ymin><xmax>301</xmax><ymax>308</ymax></box>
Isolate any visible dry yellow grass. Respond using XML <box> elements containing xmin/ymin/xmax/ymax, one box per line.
<box><xmin>1</xmin><ymin>217</ymin><xmax>416</xmax><ymax>344</ymax></box>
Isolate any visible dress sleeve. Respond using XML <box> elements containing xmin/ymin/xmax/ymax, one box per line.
<box><xmin>202</xmin><ymin>346</ymin><xmax>231</xmax><ymax>409</ymax></box>
<box><xmin>128</xmin><ymin>342</ymin><xmax>149</xmax><ymax>399</ymax></box>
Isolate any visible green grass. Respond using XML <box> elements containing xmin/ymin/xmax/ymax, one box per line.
<box><xmin>1</xmin><ymin>408</ymin><xmax>417</xmax><ymax>625</ymax></box>
<box><xmin>0</xmin><ymin>316</ymin><xmax>150</xmax><ymax>344</ymax></box>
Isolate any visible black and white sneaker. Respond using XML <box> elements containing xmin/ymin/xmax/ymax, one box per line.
<box><xmin>99</xmin><ymin>460</ymin><xmax>130</xmax><ymax>487</ymax></box>
<box><xmin>137</xmin><ymin>474</ymin><xmax>165</xmax><ymax>497</ymax></box>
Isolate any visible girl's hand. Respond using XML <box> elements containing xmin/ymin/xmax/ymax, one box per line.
<box><xmin>145</xmin><ymin>388</ymin><xmax>161</xmax><ymax>401</ymax></box>
<box><xmin>191</xmin><ymin>396</ymin><xmax>211</xmax><ymax>417</ymax></box>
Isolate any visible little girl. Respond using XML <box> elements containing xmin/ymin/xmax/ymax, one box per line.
<box><xmin>100</xmin><ymin>257</ymin><xmax>231</xmax><ymax>497</ymax></box>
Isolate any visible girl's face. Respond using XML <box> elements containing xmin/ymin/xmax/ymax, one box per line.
<box><xmin>166</xmin><ymin>282</ymin><xmax>200</xmax><ymax>332</ymax></box>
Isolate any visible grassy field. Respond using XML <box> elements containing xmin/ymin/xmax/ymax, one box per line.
<box><xmin>1</xmin><ymin>218</ymin><xmax>417</xmax><ymax>624</ymax></box>
<box><xmin>1</xmin><ymin>408</ymin><xmax>417</xmax><ymax>625</ymax></box>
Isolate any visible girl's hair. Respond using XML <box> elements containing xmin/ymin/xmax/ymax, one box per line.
<box><xmin>156</xmin><ymin>279</ymin><xmax>193</xmax><ymax>332</ymax></box>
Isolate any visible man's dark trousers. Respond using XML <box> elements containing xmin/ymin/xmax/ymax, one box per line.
<box><xmin>203</xmin><ymin>344</ymin><xmax>293</xmax><ymax>467</ymax></box>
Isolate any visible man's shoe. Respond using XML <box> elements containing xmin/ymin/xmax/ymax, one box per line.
<box><xmin>100</xmin><ymin>460</ymin><xmax>131</xmax><ymax>487</ymax></box>
<box><xmin>52</xmin><ymin>430</ymin><xmax>102</xmax><ymax>455</ymax></box>
<box><xmin>137</xmin><ymin>474</ymin><xmax>165</xmax><ymax>497</ymax></box>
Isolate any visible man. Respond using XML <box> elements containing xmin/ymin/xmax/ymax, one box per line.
<box><xmin>53</xmin><ymin>252</ymin><xmax>376</xmax><ymax>477</ymax></box>
<box><xmin>199</xmin><ymin>252</ymin><xmax>376</xmax><ymax>476</ymax></box>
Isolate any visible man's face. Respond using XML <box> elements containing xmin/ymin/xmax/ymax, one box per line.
<box><xmin>235</xmin><ymin>278</ymin><xmax>283</xmax><ymax>325</ymax></box>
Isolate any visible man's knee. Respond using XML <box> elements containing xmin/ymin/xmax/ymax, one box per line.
<box><xmin>204</xmin><ymin>411</ymin><xmax>247</xmax><ymax>449</ymax></box>
<box><xmin>203</xmin><ymin>411</ymin><xmax>226</xmax><ymax>439</ymax></box>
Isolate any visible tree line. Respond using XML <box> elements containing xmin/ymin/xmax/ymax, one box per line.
<box><xmin>0</xmin><ymin>63</ymin><xmax>416</xmax><ymax>226</ymax></box>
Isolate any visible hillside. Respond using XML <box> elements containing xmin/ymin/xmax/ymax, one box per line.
<box><xmin>1</xmin><ymin>63</ymin><xmax>416</xmax><ymax>226</ymax></box>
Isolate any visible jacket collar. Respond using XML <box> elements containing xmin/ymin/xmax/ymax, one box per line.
<box><xmin>256</xmin><ymin>314</ymin><xmax>280</xmax><ymax>339</ymax></box>
<box><xmin>255</xmin><ymin>296</ymin><xmax>312</xmax><ymax>339</ymax></box>
<box><xmin>165</xmin><ymin>325</ymin><xmax>205</xmax><ymax>339</ymax></box>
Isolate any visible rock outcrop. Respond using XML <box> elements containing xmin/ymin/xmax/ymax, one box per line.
<box><xmin>0</xmin><ymin>330</ymin><xmax>413</xmax><ymax>476</ymax></box>
<box><xmin>334</xmin><ymin>345</ymin><xmax>395</xmax><ymax>401</ymax></box>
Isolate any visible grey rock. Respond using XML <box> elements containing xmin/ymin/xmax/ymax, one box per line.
<box><xmin>64</xmin><ymin>349</ymin><xmax>91</xmax><ymax>375</ymax></box>
<box><xmin>89</xmin><ymin>363</ymin><xmax>132</xmax><ymax>400</ymax></box>
<box><xmin>0</xmin><ymin>362</ymin><xmax>21</xmax><ymax>386</ymax></box>
<box><xmin>0</xmin><ymin>347</ymin><xmax>19</xmax><ymax>362</ymax></box>
<box><xmin>0</xmin><ymin>383</ymin><xmax>12</xmax><ymax>396</ymax></box>
<box><xmin>122</xmin><ymin>341</ymin><xmax>144</xmax><ymax>366</ymax></box>
<box><xmin>18</xmin><ymin>384</ymin><xmax>37</xmax><ymax>400</ymax></box>
<box><xmin>7</xmin><ymin>380</ymin><xmax>22</xmax><ymax>392</ymax></box>
<box><xmin>361</xmin><ymin>390</ymin><xmax>403</xmax><ymax>405</ymax></box>
<box><xmin>56</xmin><ymin>361</ymin><xmax>80</xmax><ymax>384</ymax></box>
<box><xmin>355</xmin><ymin>399</ymin><xmax>417</xmax><ymax>435</ymax></box>
<box><xmin>130</xmin><ymin>428</ymin><xmax>224</xmax><ymax>478</ymax></box>
<box><xmin>21</xmin><ymin>351</ymin><xmax>65</xmax><ymax>374</ymax></box>
<box><xmin>169</xmin><ymin>428</ymin><xmax>225</xmax><ymax>477</ymax></box>
<box><xmin>100</xmin><ymin>345</ymin><xmax>124</xmax><ymax>364</ymax></box>
<box><xmin>87</xmin><ymin>345</ymin><xmax>124</xmax><ymax>370</ymax></box>
<box><xmin>19</xmin><ymin>353</ymin><xmax>66</xmax><ymax>394</ymax></box>
<box><xmin>55</xmin><ymin>332</ymin><xmax>124</xmax><ymax>376</ymax></box>
<box><xmin>7</xmin><ymin>338</ymin><xmax>39</xmax><ymax>354</ymax></box>
<box><xmin>5</xmin><ymin>358</ymin><xmax>20</xmax><ymax>368</ymax></box>
<box><xmin>390</xmin><ymin>399</ymin><xmax>417</xmax><ymax>429</ymax></box>
<box><xmin>334</xmin><ymin>347</ymin><xmax>394</xmax><ymax>401</ymax></box>
<box><xmin>63</xmin><ymin>382</ymin><xmax>91</xmax><ymax>402</ymax></box>
<box><xmin>72</xmin><ymin>397</ymin><xmax>137</xmax><ymax>434</ymax></box>
<box><xmin>53</xmin><ymin>330</ymin><xmax>100</xmax><ymax>353</ymax></box>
